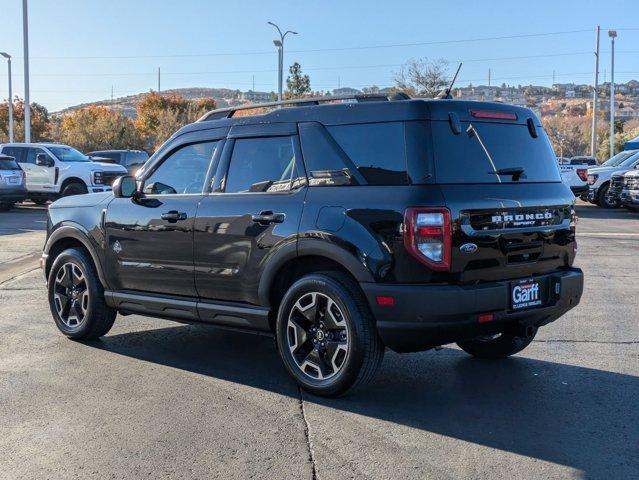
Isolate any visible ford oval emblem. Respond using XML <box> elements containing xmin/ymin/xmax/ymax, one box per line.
<box><xmin>460</xmin><ymin>243</ymin><xmax>478</xmax><ymax>254</ymax></box>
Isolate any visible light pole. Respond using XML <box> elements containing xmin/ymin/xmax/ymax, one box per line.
<box><xmin>591</xmin><ymin>26</ymin><xmax>600</xmax><ymax>158</ymax></box>
<box><xmin>267</xmin><ymin>22</ymin><xmax>297</xmax><ymax>102</ymax></box>
<box><xmin>0</xmin><ymin>52</ymin><xmax>13</xmax><ymax>143</ymax></box>
<box><xmin>609</xmin><ymin>30</ymin><xmax>617</xmax><ymax>158</ymax></box>
<box><xmin>22</xmin><ymin>0</ymin><xmax>31</xmax><ymax>143</ymax></box>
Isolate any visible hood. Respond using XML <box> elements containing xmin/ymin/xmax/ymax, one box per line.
<box><xmin>49</xmin><ymin>191</ymin><xmax>113</xmax><ymax>209</ymax></box>
<box><xmin>624</xmin><ymin>170</ymin><xmax>639</xmax><ymax>178</ymax></box>
<box><xmin>92</xmin><ymin>161</ymin><xmax>127</xmax><ymax>171</ymax></box>
<box><xmin>588</xmin><ymin>166</ymin><xmax>618</xmax><ymax>174</ymax></box>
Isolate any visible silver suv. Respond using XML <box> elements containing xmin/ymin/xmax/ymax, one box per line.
<box><xmin>587</xmin><ymin>150</ymin><xmax>639</xmax><ymax>208</ymax></box>
<box><xmin>0</xmin><ymin>154</ymin><xmax>27</xmax><ymax>211</ymax></box>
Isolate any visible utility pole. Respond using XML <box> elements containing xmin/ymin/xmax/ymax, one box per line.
<box><xmin>609</xmin><ymin>30</ymin><xmax>617</xmax><ymax>158</ymax></box>
<box><xmin>488</xmin><ymin>68</ymin><xmax>491</xmax><ymax>86</ymax></box>
<box><xmin>252</xmin><ymin>74</ymin><xmax>255</xmax><ymax>91</ymax></box>
<box><xmin>157</xmin><ymin>67</ymin><xmax>161</xmax><ymax>92</ymax></box>
<box><xmin>22</xmin><ymin>0</ymin><xmax>31</xmax><ymax>143</ymax></box>
<box><xmin>338</xmin><ymin>76</ymin><xmax>341</xmax><ymax>89</ymax></box>
<box><xmin>552</xmin><ymin>70</ymin><xmax>556</xmax><ymax>85</ymax></box>
<box><xmin>0</xmin><ymin>52</ymin><xmax>13</xmax><ymax>143</ymax></box>
<box><xmin>591</xmin><ymin>26</ymin><xmax>600</xmax><ymax>158</ymax></box>
<box><xmin>111</xmin><ymin>85</ymin><xmax>114</xmax><ymax>104</ymax></box>
<box><xmin>267</xmin><ymin>22</ymin><xmax>297</xmax><ymax>102</ymax></box>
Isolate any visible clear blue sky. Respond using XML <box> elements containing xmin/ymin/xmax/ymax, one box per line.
<box><xmin>1</xmin><ymin>0</ymin><xmax>638</xmax><ymax>111</ymax></box>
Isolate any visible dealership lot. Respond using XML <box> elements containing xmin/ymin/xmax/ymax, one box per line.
<box><xmin>0</xmin><ymin>202</ymin><xmax>637</xmax><ymax>479</ymax></box>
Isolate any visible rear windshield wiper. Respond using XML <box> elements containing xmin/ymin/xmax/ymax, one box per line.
<box><xmin>488</xmin><ymin>167</ymin><xmax>526</xmax><ymax>181</ymax></box>
<box><xmin>466</xmin><ymin>123</ymin><xmax>501</xmax><ymax>183</ymax></box>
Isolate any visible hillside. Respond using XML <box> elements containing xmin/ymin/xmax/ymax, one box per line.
<box><xmin>54</xmin><ymin>87</ymin><xmax>242</xmax><ymax>118</ymax></box>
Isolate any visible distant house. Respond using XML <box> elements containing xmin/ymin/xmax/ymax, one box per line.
<box><xmin>332</xmin><ymin>87</ymin><xmax>363</xmax><ymax>97</ymax></box>
<box><xmin>240</xmin><ymin>90</ymin><xmax>272</xmax><ymax>102</ymax></box>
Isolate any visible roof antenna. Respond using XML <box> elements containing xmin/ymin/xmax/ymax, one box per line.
<box><xmin>436</xmin><ymin>62</ymin><xmax>462</xmax><ymax>99</ymax></box>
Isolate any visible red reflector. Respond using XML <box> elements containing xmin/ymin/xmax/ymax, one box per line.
<box><xmin>478</xmin><ymin>313</ymin><xmax>494</xmax><ymax>323</ymax></box>
<box><xmin>417</xmin><ymin>226</ymin><xmax>442</xmax><ymax>237</ymax></box>
<box><xmin>376</xmin><ymin>296</ymin><xmax>395</xmax><ymax>306</ymax></box>
<box><xmin>471</xmin><ymin>110</ymin><xmax>518</xmax><ymax>120</ymax></box>
<box><xmin>576</xmin><ymin>169</ymin><xmax>588</xmax><ymax>182</ymax></box>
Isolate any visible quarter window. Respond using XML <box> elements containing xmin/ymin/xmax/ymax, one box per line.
<box><xmin>143</xmin><ymin>141</ymin><xmax>217</xmax><ymax>195</ymax></box>
<box><xmin>224</xmin><ymin>136</ymin><xmax>295</xmax><ymax>193</ymax></box>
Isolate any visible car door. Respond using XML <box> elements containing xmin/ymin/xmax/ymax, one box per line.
<box><xmin>194</xmin><ymin>124</ymin><xmax>307</xmax><ymax>309</ymax></box>
<box><xmin>26</xmin><ymin>147</ymin><xmax>57</xmax><ymax>191</ymax></box>
<box><xmin>104</xmin><ymin>133</ymin><xmax>223</xmax><ymax>297</ymax></box>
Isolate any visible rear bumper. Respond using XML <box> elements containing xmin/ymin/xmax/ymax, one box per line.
<box><xmin>570</xmin><ymin>185</ymin><xmax>589</xmax><ymax>195</ymax></box>
<box><xmin>0</xmin><ymin>187</ymin><xmax>28</xmax><ymax>203</ymax></box>
<box><xmin>361</xmin><ymin>268</ymin><xmax>584</xmax><ymax>352</ymax></box>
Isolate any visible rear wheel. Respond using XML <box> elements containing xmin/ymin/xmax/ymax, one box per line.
<box><xmin>276</xmin><ymin>272</ymin><xmax>384</xmax><ymax>397</ymax></box>
<box><xmin>61</xmin><ymin>181</ymin><xmax>88</xmax><ymax>197</ymax></box>
<box><xmin>48</xmin><ymin>247</ymin><xmax>116</xmax><ymax>340</ymax></box>
<box><xmin>457</xmin><ymin>325</ymin><xmax>537</xmax><ymax>359</ymax></box>
<box><xmin>30</xmin><ymin>197</ymin><xmax>48</xmax><ymax>205</ymax></box>
<box><xmin>0</xmin><ymin>203</ymin><xmax>13</xmax><ymax>211</ymax></box>
<box><xmin>597</xmin><ymin>183</ymin><xmax>619</xmax><ymax>209</ymax></box>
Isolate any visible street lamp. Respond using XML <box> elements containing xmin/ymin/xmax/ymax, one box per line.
<box><xmin>267</xmin><ymin>22</ymin><xmax>297</xmax><ymax>102</ymax></box>
<box><xmin>0</xmin><ymin>52</ymin><xmax>13</xmax><ymax>143</ymax></box>
<box><xmin>609</xmin><ymin>30</ymin><xmax>617</xmax><ymax>158</ymax></box>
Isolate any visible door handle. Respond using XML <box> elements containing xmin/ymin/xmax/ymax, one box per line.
<box><xmin>161</xmin><ymin>210</ymin><xmax>188</xmax><ymax>223</ymax></box>
<box><xmin>251</xmin><ymin>211</ymin><xmax>285</xmax><ymax>225</ymax></box>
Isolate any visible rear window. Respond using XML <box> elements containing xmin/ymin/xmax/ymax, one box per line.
<box><xmin>0</xmin><ymin>158</ymin><xmax>20</xmax><ymax>170</ymax></box>
<box><xmin>430</xmin><ymin>121</ymin><xmax>561</xmax><ymax>183</ymax></box>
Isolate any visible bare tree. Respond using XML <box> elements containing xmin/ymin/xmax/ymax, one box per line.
<box><xmin>394</xmin><ymin>58</ymin><xmax>450</xmax><ymax>98</ymax></box>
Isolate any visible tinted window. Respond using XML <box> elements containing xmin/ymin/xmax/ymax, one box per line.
<box><xmin>143</xmin><ymin>142</ymin><xmax>217</xmax><ymax>195</ymax></box>
<box><xmin>224</xmin><ymin>137</ymin><xmax>295</xmax><ymax>193</ymax></box>
<box><xmin>1</xmin><ymin>147</ymin><xmax>26</xmax><ymax>163</ymax></box>
<box><xmin>601</xmin><ymin>150</ymin><xmax>638</xmax><ymax>167</ymax></box>
<box><xmin>26</xmin><ymin>147</ymin><xmax>47</xmax><ymax>164</ymax></box>
<box><xmin>327</xmin><ymin>122</ymin><xmax>408</xmax><ymax>185</ymax></box>
<box><xmin>90</xmin><ymin>152</ymin><xmax>121</xmax><ymax>162</ymax></box>
<box><xmin>127</xmin><ymin>151</ymin><xmax>149</xmax><ymax>167</ymax></box>
<box><xmin>0</xmin><ymin>157</ymin><xmax>20</xmax><ymax>170</ymax></box>
<box><xmin>430</xmin><ymin>121</ymin><xmax>561</xmax><ymax>183</ymax></box>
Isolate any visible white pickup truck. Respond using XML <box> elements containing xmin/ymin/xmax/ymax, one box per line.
<box><xmin>558</xmin><ymin>156</ymin><xmax>596</xmax><ymax>199</ymax></box>
<box><xmin>0</xmin><ymin>143</ymin><xmax>127</xmax><ymax>204</ymax></box>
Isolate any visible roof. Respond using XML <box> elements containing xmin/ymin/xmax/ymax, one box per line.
<box><xmin>0</xmin><ymin>142</ymin><xmax>68</xmax><ymax>148</ymax></box>
<box><xmin>173</xmin><ymin>98</ymin><xmax>540</xmax><ymax>139</ymax></box>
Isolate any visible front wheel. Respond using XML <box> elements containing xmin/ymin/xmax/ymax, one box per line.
<box><xmin>597</xmin><ymin>183</ymin><xmax>619</xmax><ymax>209</ymax></box>
<box><xmin>61</xmin><ymin>181</ymin><xmax>88</xmax><ymax>197</ymax></box>
<box><xmin>276</xmin><ymin>272</ymin><xmax>384</xmax><ymax>397</ymax></box>
<box><xmin>457</xmin><ymin>325</ymin><xmax>537</xmax><ymax>359</ymax></box>
<box><xmin>48</xmin><ymin>247</ymin><xmax>116</xmax><ymax>340</ymax></box>
<box><xmin>0</xmin><ymin>203</ymin><xmax>13</xmax><ymax>212</ymax></box>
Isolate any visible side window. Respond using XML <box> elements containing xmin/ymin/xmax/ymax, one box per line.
<box><xmin>224</xmin><ymin>136</ymin><xmax>295</xmax><ymax>193</ymax></box>
<box><xmin>143</xmin><ymin>141</ymin><xmax>217</xmax><ymax>195</ymax></box>
<box><xmin>25</xmin><ymin>148</ymin><xmax>46</xmax><ymax>164</ymax></box>
<box><xmin>326</xmin><ymin>122</ymin><xmax>408</xmax><ymax>185</ymax></box>
<box><xmin>2</xmin><ymin>147</ymin><xmax>27</xmax><ymax>163</ymax></box>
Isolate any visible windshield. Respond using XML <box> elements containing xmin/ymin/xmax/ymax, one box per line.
<box><xmin>430</xmin><ymin>121</ymin><xmax>561</xmax><ymax>183</ymax></box>
<box><xmin>601</xmin><ymin>150</ymin><xmax>638</xmax><ymax>167</ymax></box>
<box><xmin>48</xmin><ymin>146</ymin><xmax>90</xmax><ymax>162</ymax></box>
<box><xmin>0</xmin><ymin>158</ymin><xmax>20</xmax><ymax>170</ymax></box>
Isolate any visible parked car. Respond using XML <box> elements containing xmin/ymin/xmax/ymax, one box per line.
<box><xmin>558</xmin><ymin>160</ymin><xmax>589</xmax><ymax>198</ymax></box>
<box><xmin>41</xmin><ymin>95</ymin><xmax>583</xmax><ymax>396</ymax></box>
<box><xmin>0</xmin><ymin>143</ymin><xmax>127</xmax><ymax>204</ymax></box>
<box><xmin>87</xmin><ymin>149</ymin><xmax>149</xmax><ymax>175</ymax></box>
<box><xmin>620</xmin><ymin>169</ymin><xmax>639</xmax><ymax>212</ymax></box>
<box><xmin>0</xmin><ymin>154</ymin><xmax>27</xmax><ymax>211</ymax></box>
<box><xmin>568</xmin><ymin>155</ymin><xmax>597</xmax><ymax>166</ymax></box>
<box><xmin>587</xmin><ymin>149</ymin><xmax>639</xmax><ymax>208</ymax></box>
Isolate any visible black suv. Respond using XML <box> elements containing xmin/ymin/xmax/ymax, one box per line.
<box><xmin>42</xmin><ymin>95</ymin><xmax>583</xmax><ymax>396</ymax></box>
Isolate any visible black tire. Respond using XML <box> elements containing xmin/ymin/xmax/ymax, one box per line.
<box><xmin>0</xmin><ymin>203</ymin><xmax>12</xmax><ymax>212</ymax></box>
<box><xmin>61</xmin><ymin>181</ymin><xmax>88</xmax><ymax>197</ymax></box>
<box><xmin>456</xmin><ymin>326</ymin><xmax>537</xmax><ymax>359</ymax></box>
<box><xmin>597</xmin><ymin>183</ymin><xmax>618</xmax><ymax>209</ymax></box>
<box><xmin>48</xmin><ymin>247</ymin><xmax>116</xmax><ymax>340</ymax></box>
<box><xmin>275</xmin><ymin>272</ymin><xmax>384</xmax><ymax>397</ymax></box>
<box><xmin>30</xmin><ymin>197</ymin><xmax>48</xmax><ymax>205</ymax></box>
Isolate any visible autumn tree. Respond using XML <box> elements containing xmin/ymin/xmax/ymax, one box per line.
<box><xmin>135</xmin><ymin>92</ymin><xmax>216</xmax><ymax>150</ymax></box>
<box><xmin>285</xmin><ymin>62</ymin><xmax>311</xmax><ymax>99</ymax></box>
<box><xmin>543</xmin><ymin>115</ymin><xmax>590</xmax><ymax>158</ymax></box>
<box><xmin>394</xmin><ymin>58</ymin><xmax>449</xmax><ymax>98</ymax></box>
<box><xmin>0</xmin><ymin>97</ymin><xmax>51</xmax><ymax>142</ymax></box>
<box><xmin>58</xmin><ymin>106</ymin><xmax>144</xmax><ymax>152</ymax></box>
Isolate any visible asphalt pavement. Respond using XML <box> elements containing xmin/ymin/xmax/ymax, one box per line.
<box><xmin>0</xmin><ymin>201</ymin><xmax>637</xmax><ymax>479</ymax></box>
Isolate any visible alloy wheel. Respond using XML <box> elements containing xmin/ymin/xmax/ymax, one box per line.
<box><xmin>53</xmin><ymin>262</ymin><xmax>89</xmax><ymax>327</ymax></box>
<box><xmin>286</xmin><ymin>292</ymin><xmax>350</xmax><ymax>380</ymax></box>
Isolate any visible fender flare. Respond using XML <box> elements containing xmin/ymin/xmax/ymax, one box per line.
<box><xmin>257</xmin><ymin>237</ymin><xmax>374</xmax><ymax>306</ymax></box>
<box><xmin>44</xmin><ymin>224</ymin><xmax>109</xmax><ymax>288</ymax></box>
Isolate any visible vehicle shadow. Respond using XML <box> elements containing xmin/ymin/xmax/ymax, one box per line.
<box><xmin>575</xmin><ymin>203</ymin><xmax>639</xmax><ymax>220</ymax></box>
<box><xmin>92</xmin><ymin>323</ymin><xmax>638</xmax><ymax>479</ymax></box>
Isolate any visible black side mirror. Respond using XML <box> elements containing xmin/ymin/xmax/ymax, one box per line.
<box><xmin>112</xmin><ymin>175</ymin><xmax>137</xmax><ymax>198</ymax></box>
<box><xmin>35</xmin><ymin>153</ymin><xmax>54</xmax><ymax>167</ymax></box>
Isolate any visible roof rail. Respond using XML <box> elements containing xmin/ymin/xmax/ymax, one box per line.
<box><xmin>197</xmin><ymin>93</ymin><xmax>409</xmax><ymax>122</ymax></box>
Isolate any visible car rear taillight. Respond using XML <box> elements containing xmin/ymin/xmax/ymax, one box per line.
<box><xmin>403</xmin><ymin>208</ymin><xmax>452</xmax><ymax>271</ymax></box>
<box><xmin>576</xmin><ymin>169</ymin><xmax>588</xmax><ymax>182</ymax></box>
<box><xmin>587</xmin><ymin>173</ymin><xmax>598</xmax><ymax>185</ymax></box>
<box><xmin>470</xmin><ymin>110</ymin><xmax>518</xmax><ymax>120</ymax></box>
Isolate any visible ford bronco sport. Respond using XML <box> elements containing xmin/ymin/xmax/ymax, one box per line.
<box><xmin>42</xmin><ymin>94</ymin><xmax>583</xmax><ymax>396</ymax></box>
